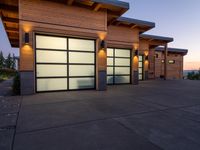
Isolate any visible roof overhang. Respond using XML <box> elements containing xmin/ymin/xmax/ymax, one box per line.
<box><xmin>0</xmin><ymin>0</ymin><xmax>129</xmax><ymax>48</ymax></box>
<box><xmin>155</xmin><ymin>47</ymin><xmax>188</xmax><ymax>55</ymax></box>
<box><xmin>140</xmin><ymin>34</ymin><xmax>174</xmax><ymax>49</ymax></box>
<box><xmin>110</xmin><ymin>17</ymin><xmax>155</xmax><ymax>33</ymax></box>
<box><xmin>0</xmin><ymin>0</ymin><xmax>19</xmax><ymax>48</ymax></box>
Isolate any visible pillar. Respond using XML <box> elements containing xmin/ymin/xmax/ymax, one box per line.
<box><xmin>164</xmin><ymin>44</ymin><xmax>168</xmax><ymax>80</ymax></box>
<box><xmin>132</xmin><ymin>43</ymin><xmax>139</xmax><ymax>85</ymax></box>
<box><xmin>96</xmin><ymin>38</ymin><xmax>107</xmax><ymax>91</ymax></box>
<box><xmin>19</xmin><ymin>22</ymin><xmax>35</xmax><ymax>95</ymax></box>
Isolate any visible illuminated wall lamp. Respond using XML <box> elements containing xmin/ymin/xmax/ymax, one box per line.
<box><xmin>100</xmin><ymin>40</ymin><xmax>105</xmax><ymax>50</ymax></box>
<box><xmin>24</xmin><ymin>32</ymin><xmax>29</xmax><ymax>44</ymax></box>
<box><xmin>145</xmin><ymin>55</ymin><xmax>149</xmax><ymax>61</ymax></box>
<box><xmin>134</xmin><ymin>50</ymin><xmax>138</xmax><ymax>56</ymax></box>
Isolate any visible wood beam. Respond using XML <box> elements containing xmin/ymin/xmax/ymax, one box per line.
<box><xmin>2</xmin><ymin>16</ymin><xmax>19</xmax><ymax>23</ymax></box>
<box><xmin>148</xmin><ymin>38</ymin><xmax>154</xmax><ymax>42</ymax></box>
<box><xmin>93</xmin><ymin>3</ymin><xmax>102</xmax><ymax>11</ymax></box>
<box><xmin>9</xmin><ymin>36</ymin><xmax>19</xmax><ymax>40</ymax></box>
<box><xmin>67</xmin><ymin>0</ymin><xmax>74</xmax><ymax>5</ymax></box>
<box><xmin>6</xmin><ymin>29</ymin><xmax>19</xmax><ymax>33</ymax></box>
<box><xmin>5</xmin><ymin>26</ymin><xmax>18</xmax><ymax>31</ymax></box>
<box><xmin>115</xmin><ymin>22</ymin><xmax>121</xmax><ymax>26</ymax></box>
<box><xmin>108</xmin><ymin>18</ymin><xmax>117</xmax><ymax>26</ymax></box>
<box><xmin>0</xmin><ymin>3</ymin><xmax>18</xmax><ymax>13</ymax></box>
<box><xmin>131</xmin><ymin>24</ymin><xmax>137</xmax><ymax>29</ymax></box>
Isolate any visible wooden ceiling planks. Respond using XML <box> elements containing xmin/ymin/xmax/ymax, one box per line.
<box><xmin>0</xmin><ymin>0</ymin><xmax>19</xmax><ymax>47</ymax></box>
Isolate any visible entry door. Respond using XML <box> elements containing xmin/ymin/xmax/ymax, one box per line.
<box><xmin>107</xmin><ymin>48</ymin><xmax>131</xmax><ymax>85</ymax></box>
<box><xmin>35</xmin><ymin>34</ymin><xmax>95</xmax><ymax>92</ymax></box>
<box><xmin>138</xmin><ymin>55</ymin><xmax>144</xmax><ymax>80</ymax></box>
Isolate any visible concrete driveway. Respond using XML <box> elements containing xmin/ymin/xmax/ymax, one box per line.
<box><xmin>1</xmin><ymin>80</ymin><xmax>200</xmax><ymax>150</ymax></box>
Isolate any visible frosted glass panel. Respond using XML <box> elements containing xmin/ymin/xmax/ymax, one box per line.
<box><xmin>139</xmin><ymin>55</ymin><xmax>143</xmax><ymax>61</ymax></box>
<box><xmin>37</xmin><ymin>78</ymin><xmax>67</xmax><ymax>91</ymax></box>
<box><xmin>36</xmin><ymin>65</ymin><xmax>67</xmax><ymax>77</ymax></box>
<box><xmin>107</xmin><ymin>58</ymin><xmax>113</xmax><ymax>66</ymax></box>
<box><xmin>107</xmin><ymin>67</ymin><xmax>113</xmax><ymax>75</ymax></box>
<box><xmin>115</xmin><ymin>58</ymin><xmax>130</xmax><ymax>66</ymax></box>
<box><xmin>115</xmin><ymin>67</ymin><xmax>130</xmax><ymax>75</ymax></box>
<box><xmin>139</xmin><ymin>75</ymin><xmax>143</xmax><ymax>80</ymax></box>
<box><xmin>139</xmin><ymin>62</ymin><xmax>143</xmax><ymax>67</ymax></box>
<box><xmin>107</xmin><ymin>76</ymin><xmax>114</xmax><ymax>84</ymax></box>
<box><xmin>36</xmin><ymin>35</ymin><xmax>67</xmax><ymax>50</ymax></box>
<box><xmin>69</xmin><ymin>52</ymin><xmax>94</xmax><ymax>64</ymax></box>
<box><xmin>139</xmin><ymin>68</ymin><xmax>143</xmax><ymax>74</ymax></box>
<box><xmin>115</xmin><ymin>76</ymin><xmax>130</xmax><ymax>84</ymax></box>
<box><xmin>107</xmin><ymin>48</ymin><xmax>114</xmax><ymax>56</ymax></box>
<box><xmin>115</xmin><ymin>49</ymin><xmax>130</xmax><ymax>57</ymax></box>
<box><xmin>69</xmin><ymin>65</ymin><xmax>94</xmax><ymax>76</ymax></box>
<box><xmin>36</xmin><ymin>50</ymin><xmax>67</xmax><ymax>63</ymax></box>
<box><xmin>69</xmin><ymin>78</ymin><xmax>94</xmax><ymax>89</ymax></box>
<box><xmin>69</xmin><ymin>38</ymin><xmax>94</xmax><ymax>51</ymax></box>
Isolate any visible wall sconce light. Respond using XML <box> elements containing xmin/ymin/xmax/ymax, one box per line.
<box><xmin>24</xmin><ymin>32</ymin><xmax>29</xmax><ymax>44</ymax></box>
<box><xmin>100</xmin><ymin>40</ymin><xmax>105</xmax><ymax>49</ymax></box>
<box><xmin>134</xmin><ymin>50</ymin><xmax>138</xmax><ymax>56</ymax></box>
<box><xmin>145</xmin><ymin>55</ymin><xmax>149</xmax><ymax>61</ymax></box>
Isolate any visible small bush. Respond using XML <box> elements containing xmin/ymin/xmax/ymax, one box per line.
<box><xmin>0</xmin><ymin>68</ymin><xmax>17</xmax><ymax>81</ymax></box>
<box><xmin>12</xmin><ymin>73</ymin><xmax>20</xmax><ymax>95</ymax></box>
<box><xmin>187</xmin><ymin>70</ymin><xmax>200</xmax><ymax>80</ymax></box>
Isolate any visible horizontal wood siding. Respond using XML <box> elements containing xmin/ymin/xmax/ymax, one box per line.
<box><xmin>19</xmin><ymin>0</ymin><xmax>107</xmax><ymax>71</ymax></box>
<box><xmin>155</xmin><ymin>51</ymin><xmax>184</xmax><ymax>79</ymax></box>
<box><xmin>19</xmin><ymin>0</ymin><xmax>107</xmax><ymax>31</ymax></box>
<box><xmin>107</xmin><ymin>25</ymin><xmax>139</xmax><ymax>45</ymax></box>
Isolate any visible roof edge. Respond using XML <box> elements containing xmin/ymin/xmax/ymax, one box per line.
<box><xmin>117</xmin><ymin>17</ymin><xmax>155</xmax><ymax>28</ymax></box>
<box><xmin>155</xmin><ymin>47</ymin><xmax>188</xmax><ymax>55</ymax></box>
<box><xmin>140</xmin><ymin>34</ymin><xmax>174</xmax><ymax>42</ymax></box>
<box><xmin>92</xmin><ymin>0</ymin><xmax>129</xmax><ymax>9</ymax></box>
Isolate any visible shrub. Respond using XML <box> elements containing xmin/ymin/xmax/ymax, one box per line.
<box><xmin>12</xmin><ymin>72</ymin><xmax>20</xmax><ymax>95</ymax></box>
<box><xmin>0</xmin><ymin>68</ymin><xmax>17</xmax><ymax>82</ymax></box>
<box><xmin>187</xmin><ymin>70</ymin><xmax>200</xmax><ymax>80</ymax></box>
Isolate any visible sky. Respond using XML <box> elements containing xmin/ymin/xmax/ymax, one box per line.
<box><xmin>0</xmin><ymin>0</ymin><xmax>200</xmax><ymax>70</ymax></box>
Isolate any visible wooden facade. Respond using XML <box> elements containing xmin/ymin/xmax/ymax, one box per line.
<box><xmin>0</xmin><ymin>0</ymin><xmax>188</xmax><ymax>94</ymax></box>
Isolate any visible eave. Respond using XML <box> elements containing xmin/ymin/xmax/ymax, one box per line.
<box><xmin>110</xmin><ymin>17</ymin><xmax>155</xmax><ymax>33</ymax></box>
<box><xmin>0</xmin><ymin>0</ymin><xmax>19</xmax><ymax>48</ymax></box>
<box><xmin>155</xmin><ymin>47</ymin><xmax>188</xmax><ymax>55</ymax></box>
<box><xmin>140</xmin><ymin>34</ymin><xmax>174</xmax><ymax>49</ymax></box>
<box><xmin>0</xmin><ymin>0</ymin><xmax>130</xmax><ymax>48</ymax></box>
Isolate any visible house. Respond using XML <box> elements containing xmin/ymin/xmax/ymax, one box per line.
<box><xmin>0</xmin><ymin>0</ymin><xmax>188</xmax><ymax>95</ymax></box>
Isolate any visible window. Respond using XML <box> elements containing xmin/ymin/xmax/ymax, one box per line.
<box><xmin>168</xmin><ymin>60</ymin><xmax>175</xmax><ymax>64</ymax></box>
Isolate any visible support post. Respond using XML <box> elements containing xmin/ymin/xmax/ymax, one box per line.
<box><xmin>164</xmin><ymin>44</ymin><xmax>168</xmax><ymax>80</ymax></box>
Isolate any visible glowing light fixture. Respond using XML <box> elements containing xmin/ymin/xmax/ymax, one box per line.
<box><xmin>145</xmin><ymin>55</ymin><xmax>148</xmax><ymax>61</ymax></box>
<box><xmin>100</xmin><ymin>40</ymin><xmax>105</xmax><ymax>50</ymax></box>
<box><xmin>134</xmin><ymin>50</ymin><xmax>138</xmax><ymax>56</ymax></box>
<box><xmin>24</xmin><ymin>33</ymin><xmax>29</xmax><ymax>44</ymax></box>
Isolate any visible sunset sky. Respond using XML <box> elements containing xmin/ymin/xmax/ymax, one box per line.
<box><xmin>0</xmin><ymin>0</ymin><xmax>200</xmax><ymax>70</ymax></box>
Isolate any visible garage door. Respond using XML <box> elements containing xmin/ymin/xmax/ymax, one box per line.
<box><xmin>138</xmin><ymin>55</ymin><xmax>144</xmax><ymax>80</ymax></box>
<box><xmin>107</xmin><ymin>48</ymin><xmax>131</xmax><ymax>84</ymax></box>
<box><xmin>35</xmin><ymin>34</ymin><xmax>95</xmax><ymax>92</ymax></box>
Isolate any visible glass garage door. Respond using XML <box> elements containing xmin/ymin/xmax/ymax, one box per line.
<box><xmin>35</xmin><ymin>34</ymin><xmax>95</xmax><ymax>92</ymax></box>
<box><xmin>138</xmin><ymin>55</ymin><xmax>144</xmax><ymax>80</ymax></box>
<box><xmin>107</xmin><ymin>48</ymin><xmax>131</xmax><ymax>84</ymax></box>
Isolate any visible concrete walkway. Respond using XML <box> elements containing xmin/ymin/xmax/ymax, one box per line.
<box><xmin>1</xmin><ymin>80</ymin><xmax>200</xmax><ymax>150</ymax></box>
<box><xmin>0</xmin><ymin>78</ymin><xmax>13</xmax><ymax>96</ymax></box>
